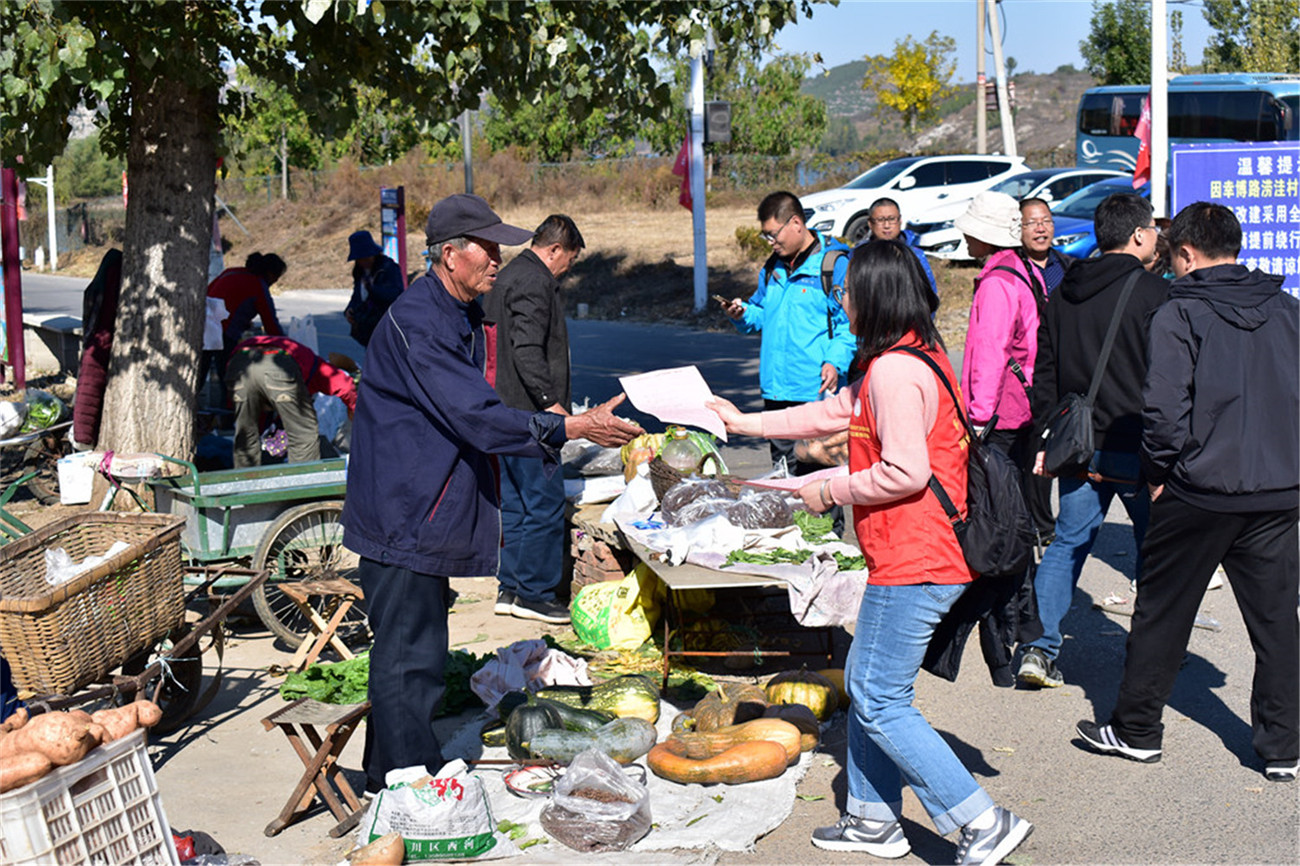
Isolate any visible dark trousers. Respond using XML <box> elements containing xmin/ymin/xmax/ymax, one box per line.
<box><xmin>498</xmin><ymin>454</ymin><xmax>566</xmax><ymax>603</ymax></box>
<box><xmin>765</xmin><ymin>399</ymin><xmax>845</xmax><ymax>535</ymax></box>
<box><xmin>984</xmin><ymin>426</ymin><xmax>1055</xmax><ymax>541</ymax></box>
<box><xmin>1110</xmin><ymin>495</ymin><xmax>1299</xmax><ymax>763</ymax></box>
<box><xmin>358</xmin><ymin>557</ymin><xmax>451</xmax><ymax>792</ymax></box>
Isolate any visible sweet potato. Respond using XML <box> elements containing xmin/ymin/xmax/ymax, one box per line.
<box><xmin>92</xmin><ymin>706</ymin><xmax>138</xmax><ymax>743</ymax></box>
<box><xmin>0</xmin><ymin>712</ymin><xmax>101</xmax><ymax>765</ymax></box>
<box><xmin>348</xmin><ymin>832</ymin><xmax>404</xmax><ymax>866</ymax></box>
<box><xmin>0</xmin><ymin>750</ymin><xmax>54</xmax><ymax>793</ymax></box>
<box><xmin>134</xmin><ymin>700</ymin><xmax>163</xmax><ymax>729</ymax></box>
<box><xmin>0</xmin><ymin>707</ymin><xmax>28</xmax><ymax>733</ymax></box>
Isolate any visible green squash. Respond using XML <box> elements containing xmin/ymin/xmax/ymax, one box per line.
<box><xmin>524</xmin><ymin>717</ymin><xmax>659</xmax><ymax>765</ymax></box>
<box><xmin>535</xmin><ymin>674</ymin><xmax>661</xmax><ymax>723</ymax></box>
<box><xmin>504</xmin><ymin>693</ymin><xmax>564</xmax><ymax>761</ymax></box>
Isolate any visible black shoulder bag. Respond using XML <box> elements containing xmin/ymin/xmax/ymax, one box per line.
<box><xmin>1039</xmin><ymin>270</ymin><xmax>1141</xmax><ymax>477</ymax></box>
<box><xmin>894</xmin><ymin>347</ymin><xmax>1035</xmax><ymax>577</ymax></box>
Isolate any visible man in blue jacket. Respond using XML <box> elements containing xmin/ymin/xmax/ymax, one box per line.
<box><xmin>342</xmin><ymin>194</ymin><xmax>641</xmax><ymax>792</ymax></box>
<box><xmin>1076</xmin><ymin>202</ymin><xmax>1299</xmax><ymax>783</ymax></box>
<box><xmin>854</xmin><ymin>197</ymin><xmax>938</xmax><ymax>296</ymax></box>
<box><xmin>722</xmin><ymin>190</ymin><xmax>855</xmax><ymax>477</ymax></box>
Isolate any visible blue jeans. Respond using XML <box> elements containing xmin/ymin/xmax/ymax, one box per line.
<box><xmin>498</xmin><ymin>454</ymin><xmax>566</xmax><ymax>603</ymax></box>
<box><xmin>846</xmin><ymin>582</ymin><xmax>993</xmax><ymax>836</ymax></box>
<box><xmin>1027</xmin><ymin>450</ymin><xmax>1149</xmax><ymax>662</ymax></box>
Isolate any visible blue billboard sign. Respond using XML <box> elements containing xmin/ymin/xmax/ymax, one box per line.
<box><xmin>1171</xmin><ymin>141</ymin><xmax>1300</xmax><ymax>297</ymax></box>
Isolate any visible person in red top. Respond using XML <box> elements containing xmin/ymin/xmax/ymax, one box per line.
<box><xmin>225</xmin><ymin>335</ymin><xmax>356</xmax><ymax>468</ymax></box>
<box><xmin>709</xmin><ymin>241</ymin><xmax>1032</xmax><ymax>865</ymax></box>
<box><xmin>201</xmin><ymin>252</ymin><xmax>288</xmax><ymax>408</ymax></box>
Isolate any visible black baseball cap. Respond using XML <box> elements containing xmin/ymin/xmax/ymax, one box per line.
<box><xmin>424</xmin><ymin>194</ymin><xmax>532</xmax><ymax>246</ymax></box>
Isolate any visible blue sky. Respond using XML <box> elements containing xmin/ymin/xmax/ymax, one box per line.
<box><xmin>771</xmin><ymin>0</ymin><xmax>1214</xmax><ymax>79</ymax></box>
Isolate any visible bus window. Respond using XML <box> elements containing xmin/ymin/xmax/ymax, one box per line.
<box><xmin>1169</xmin><ymin>91</ymin><xmax>1266</xmax><ymax>140</ymax></box>
<box><xmin>1078</xmin><ymin>92</ymin><xmax>1143</xmax><ymax>136</ymax></box>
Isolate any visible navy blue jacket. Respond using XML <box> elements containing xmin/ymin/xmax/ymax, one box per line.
<box><xmin>342</xmin><ymin>271</ymin><xmax>565</xmax><ymax>576</ymax></box>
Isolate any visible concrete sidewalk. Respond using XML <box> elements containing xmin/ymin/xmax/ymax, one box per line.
<box><xmin>134</xmin><ymin>490</ymin><xmax>1299</xmax><ymax>865</ymax></box>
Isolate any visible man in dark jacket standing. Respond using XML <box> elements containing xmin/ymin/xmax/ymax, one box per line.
<box><xmin>480</xmin><ymin>215</ymin><xmax>584</xmax><ymax>624</ymax></box>
<box><xmin>341</xmin><ymin>194</ymin><xmax>640</xmax><ymax>792</ymax></box>
<box><xmin>1019</xmin><ymin>193</ymin><xmax>1169</xmax><ymax>689</ymax></box>
<box><xmin>1077</xmin><ymin>202</ymin><xmax>1299</xmax><ymax>783</ymax></box>
<box><xmin>344</xmin><ymin>230</ymin><xmax>405</xmax><ymax>347</ymax></box>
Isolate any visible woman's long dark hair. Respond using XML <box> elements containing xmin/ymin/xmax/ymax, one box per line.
<box><xmin>847</xmin><ymin>240</ymin><xmax>943</xmax><ymax>365</ymax></box>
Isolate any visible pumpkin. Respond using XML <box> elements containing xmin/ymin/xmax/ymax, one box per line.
<box><xmin>647</xmin><ymin>739</ymin><xmax>789</xmax><ymax>785</ymax></box>
<box><xmin>688</xmin><ymin>682</ymin><xmax>769</xmax><ymax>732</ymax></box>
<box><xmin>762</xmin><ymin>704</ymin><xmax>820</xmax><ymax>751</ymax></box>
<box><xmin>765</xmin><ymin>667</ymin><xmax>838</xmax><ymax>722</ymax></box>
<box><xmin>524</xmin><ymin>717</ymin><xmax>658</xmax><ymax>765</ymax></box>
<box><xmin>663</xmin><ymin>718</ymin><xmax>802</xmax><ymax>765</ymax></box>
<box><xmin>817</xmin><ymin>668</ymin><xmax>851</xmax><ymax>710</ymax></box>
<box><xmin>536</xmin><ymin>674</ymin><xmax>661</xmax><ymax>723</ymax></box>
<box><xmin>497</xmin><ymin>691</ymin><xmax>616</xmax><ymax>732</ymax></box>
<box><xmin>504</xmin><ymin>694</ymin><xmax>564</xmax><ymax>761</ymax></box>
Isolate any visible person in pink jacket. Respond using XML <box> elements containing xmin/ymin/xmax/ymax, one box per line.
<box><xmin>957</xmin><ymin>192</ymin><xmax>1048</xmax><ymax>512</ymax></box>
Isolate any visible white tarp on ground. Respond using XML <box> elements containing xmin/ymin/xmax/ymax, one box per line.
<box><xmin>436</xmin><ymin>700</ymin><xmax>818</xmax><ymax>861</ymax></box>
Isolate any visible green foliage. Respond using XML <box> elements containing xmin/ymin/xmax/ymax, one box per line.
<box><xmin>727</xmin><ymin>53</ymin><xmax>827</xmax><ymax>156</ymax></box>
<box><xmin>1079</xmin><ymin>0</ymin><xmax>1151</xmax><ymax>85</ymax></box>
<box><xmin>819</xmin><ymin>117</ymin><xmax>860</xmax><ymax>156</ymax></box>
<box><xmin>735</xmin><ymin>225</ymin><xmax>769</xmax><ymax>261</ymax></box>
<box><xmin>483</xmin><ymin>86</ymin><xmax>635</xmax><ymax>162</ymax></box>
<box><xmin>1202</xmin><ymin>0</ymin><xmax>1300</xmax><ymax>73</ymax></box>
<box><xmin>863</xmin><ymin>31</ymin><xmax>958</xmax><ymax>132</ymax></box>
<box><xmin>53</xmin><ymin>133</ymin><xmax>125</xmax><ymax>202</ymax></box>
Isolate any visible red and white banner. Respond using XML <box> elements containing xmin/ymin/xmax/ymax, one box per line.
<box><xmin>1132</xmin><ymin>95</ymin><xmax>1152</xmax><ymax>189</ymax></box>
<box><xmin>671</xmin><ymin>133</ymin><xmax>692</xmax><ymax>210</ymax></box>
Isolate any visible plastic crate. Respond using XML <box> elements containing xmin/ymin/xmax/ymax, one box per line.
<box><xmin>0</xmin><ymin>729</ymin><xmax>178</xmax><ymax>866</ymax></box>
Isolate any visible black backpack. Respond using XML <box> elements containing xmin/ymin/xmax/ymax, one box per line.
<box><xmin>893</xmin><ymin>346</ymin><xmax>1035</xmax><ymax>577</ymax></box>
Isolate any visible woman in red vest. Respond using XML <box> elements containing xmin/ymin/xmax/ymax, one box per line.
<box><xmin>709</xmin><ymin>241</ymin><xmax>1032</xmax><ymax>865</ymax></box>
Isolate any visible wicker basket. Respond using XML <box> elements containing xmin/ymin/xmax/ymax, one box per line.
<box><xmin>0</xmin><ymin>513</ymin><xmax>186</xmax><ymax>696</ymax></box>
<box><xmin>649</xmin><ymin>452</ymin><xmax>737</xmax><ymax>502</ymax></box>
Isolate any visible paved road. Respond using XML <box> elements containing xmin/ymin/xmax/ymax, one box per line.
<box><xmin>16</xmin><ymin>272</ymin><xmax>1299</xmax><ymax>863</ymax></box>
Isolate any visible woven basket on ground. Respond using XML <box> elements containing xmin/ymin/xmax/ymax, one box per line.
<box><xmin>0</xmin><ymin>512</ymin><xmax>186</xmax><ymax>696</ymax></box>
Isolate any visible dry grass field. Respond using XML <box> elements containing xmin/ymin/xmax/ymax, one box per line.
<box><xmin>54</xmin><ymin>159</ymin><xmax>980</xmax><ymax>350</ymax></box>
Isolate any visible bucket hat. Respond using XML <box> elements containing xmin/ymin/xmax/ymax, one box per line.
<box><xmin>347</xmin><ymin>230</ymin><xmax>384</xmax><ymax>261</ymax></box>
<box><xmin>954</xmin><ymin>191</ymin><xmax>1022</xmax><ymax>249</ymax></box>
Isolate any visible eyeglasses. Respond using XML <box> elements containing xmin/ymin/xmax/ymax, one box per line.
<box><xmin>760</xmin><ymin>215</ymin><xmax>796</xmax><ymax>244</ymax></box>
<box><xmin>1136</xmin><ymin>223</ymin><xmax>1162</xmax><ymax>237</ymax></box>
<box><xmin>1023</xmin><ymin>218</ymin><xmax>1054</xmax><ymax>229</ymax></box>
<box><xmin>869</xmin><ymin>214</ymin><xmax>900</xmax><ymax>225</ymax></box>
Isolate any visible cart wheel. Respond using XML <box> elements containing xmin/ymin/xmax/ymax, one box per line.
<box><xmin>22</xmin><ymin>433</ymin><xmax>73</xmax><ymax>505</ymax></box>
<box><xmin>251</xmin><ymin>501</ymin><xmax>367</xmax><ymax>647</ymax></box>
<box><xmin>120</xmin><ymin>625</ymin><xmax>204</xmax><ymax>735</ymax></box>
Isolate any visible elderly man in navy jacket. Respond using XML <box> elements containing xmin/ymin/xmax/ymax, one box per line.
<box><xmin>342</xmin><ymin>194</ymin><xmax>641</xmax><ymax>792</ymax></box>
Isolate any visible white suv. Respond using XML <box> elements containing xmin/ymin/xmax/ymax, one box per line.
<box><xmin>801</xmin><ymin>154</ymin><xmax>1030</xmax><ymax>245</ymax></box>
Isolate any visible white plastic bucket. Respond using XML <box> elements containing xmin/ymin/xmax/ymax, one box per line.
<box><xmin>56</xmin><ymin>452</ymin><xmax>102</xmax><ymax>505</ymax></box>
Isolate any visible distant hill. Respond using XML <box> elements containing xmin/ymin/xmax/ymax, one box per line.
<box><xmin>801</xmin><ymin>60</ymin><xmax>1096</xmax><ymax>164</ymax></box>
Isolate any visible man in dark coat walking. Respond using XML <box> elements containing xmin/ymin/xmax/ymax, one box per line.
<box><xmin>480</xmin><ymin>215</ymin><xmax>585</xmax><ymax>624</ymax></box>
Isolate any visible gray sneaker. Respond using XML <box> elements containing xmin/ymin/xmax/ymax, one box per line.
<box><xmin>510</xmin><ymin>597</ymin><xmax>571</xmax><ymax>624</ymax></box>
<box><xmin>955</xmin><ymin>807</ymin><xmax>1033</xmax><ymax>865</ymax></box>
<box><xmin>811</xmin><ymin>814</ymin><xmax>910</xmax><ymax>858</ymax></box>
<box><xmin>1017</xmin><ymin>647</ymin><xmax>1064</xmax><ymax>688</ymax></box>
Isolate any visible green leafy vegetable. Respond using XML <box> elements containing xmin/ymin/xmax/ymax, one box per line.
<box><xmin>724</xmin><ymin>548</ymin><xmax>866</xmax><ymax>572</ymax></box>
<box><xmin>19</xmin><ymin>390</ymin><xmax>67</xmax><ymax>433</ymax></box>
<box><xmin>279</xmin><ymin>648</ymin><xmax>494</xmax><ymax>716</ymax></box>
<box><xmin>793</xmin><ymin>510</ymin><xmax>835</xmax><ymax>543</ymax></box>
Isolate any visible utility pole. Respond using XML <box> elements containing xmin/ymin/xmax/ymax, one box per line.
<box><xmin>689</xmin><ymin>44</ymin><xmax>707</xmax><ymax>313</ymax></box>
<box><xmin>461</xmin><ymin>109</ymin><xmax>474</xmax><ymax>195</ymax></box>
<box><xmin>986</xmin><ymin>0</ymin><xmax>1017</xmax><ymax>156</ymax></box>
<box><xmin>1150</xmin><ymin>0</ymin><xmax>1168</xmax><ymax>218</ymax></box>
<box><xmin>976</xmin><ymin>0</ymin><xmax>987</xmax><ymax>154</ymax></box>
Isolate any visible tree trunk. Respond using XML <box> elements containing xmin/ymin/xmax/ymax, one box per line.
<box><xmin>99</xmin><ymin>73</ymin><xmax>217</xmax><ymax>459</ymax></box>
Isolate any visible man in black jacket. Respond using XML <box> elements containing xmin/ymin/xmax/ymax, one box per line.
<box><xmin>1077</xmin><ymin>202</ymin><xmax>1299</xmax><ymax>783</ymax></box>
<box><xmin>1018</xmin><ymin>193</ymin><xmax>1169</xmax><ymax>689</ymax></box>
<box><xmin>480</xmin><ymin>215</ymin><xmax>585</xmax><ymax>623</ymax></box>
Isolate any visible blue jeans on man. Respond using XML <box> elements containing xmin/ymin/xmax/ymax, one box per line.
<box><xmin>846</xmin><ymin>582</ymin><xmax>994</xmax><ymax>835</ymax></box>
<box><xmin>498</xmin><ymin>454</ymin><xmax>566</xmax><ymax>604</ymax></box>
<box><xmin>1026</xmin><ymin>450</ymin><xmax>1150</xmax><ymax>666</ymax></box>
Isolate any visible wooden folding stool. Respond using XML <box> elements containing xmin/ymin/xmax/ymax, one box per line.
<box><xmin>262</xmin><ymin>698</ymin><xmax>370</xmax><ymax>837</ymax></box>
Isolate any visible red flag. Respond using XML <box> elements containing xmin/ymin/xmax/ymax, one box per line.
<box><xmin>671</xmin><ymin>133</ymin><xmax>692</xmax><ymax>210</ymax></box>
<box><xmin>1132</xmin><ymin>94</ymin><xmax>1151</xmax><ymax>189</ymax></box>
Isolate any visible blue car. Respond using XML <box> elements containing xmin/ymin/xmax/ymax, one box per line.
<box><xmin>1050</xmin><ymin>177</ymin><xmax>1151</xmax><ymax>258</ymax></box>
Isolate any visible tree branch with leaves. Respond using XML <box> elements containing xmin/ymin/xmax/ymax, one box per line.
<box><xmin>863</xmin><ymin>31</ymin><xmax>957</xmax><ymax>133</ymax></box>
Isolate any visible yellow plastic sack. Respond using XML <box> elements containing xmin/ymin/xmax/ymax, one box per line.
<box><xmin>571</xmin><ymin>564</ymin><xmax>661</xmax><ymax>650</ymax></box>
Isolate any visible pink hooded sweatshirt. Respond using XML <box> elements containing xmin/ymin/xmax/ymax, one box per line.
<box><xmin>960</xmin><ymin>248</ymin><xmax>1043</xmax><ymax>429</ymax></box>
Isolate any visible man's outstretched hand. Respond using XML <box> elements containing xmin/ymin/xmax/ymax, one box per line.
<box><xmin>565</xmin><ymin>393</ymin><xmax>644</xmax><ymax>447</ymax></box>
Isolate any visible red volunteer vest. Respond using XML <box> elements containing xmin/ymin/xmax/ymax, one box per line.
<box><xmin>849</xmin><ymin>337</ymin><xmax>975</xmax><ymax>586</ymax></box>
